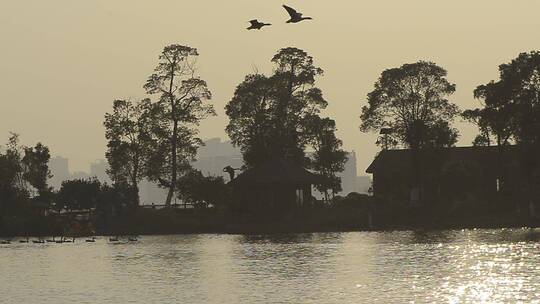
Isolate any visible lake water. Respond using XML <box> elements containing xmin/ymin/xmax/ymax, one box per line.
<box><xmin>2</xmin><ymin>229</ymin><xmax>540</xmax><ymax>303</ymax></box>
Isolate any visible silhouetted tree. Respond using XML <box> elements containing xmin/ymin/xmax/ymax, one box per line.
<box><xmin>97</xmin><ymin>182</ymin><xmax>135</xmax><ymax>218</ymax></box>
<box><xmin>360</xmin><ymin>61</ymin><xmax>459</xmax><ymax>200</ymax></box>
<box><xmin>497</xmin><ymin>52</ymin><xmax>540</xmax><ymax>147</ymax></box>
<box><xmin>56</xmin><ymin>179</ymin><xmax>101</xmax><ymax>210</ymax></box>
<box><xmin>360</xmin><ymin>61</ymin><xmax>459</xmax><ymax>150</ymax></box>
<box><xmin>22</xmin><ymin>142</ymin><xmax>52</xmax><ymax>196</ymax></box>
<box><xmin>104</xmin><ymin>98</ymin><xmax>158</xmax><ymax>205</ymax></box>
<box><xmin>463</xmin><ymin>80</ymin><xmax>516</xmax><ymax>194</ymax></box>
<box><xmin>462</xmin><ymin>80</ymin><xmax>515</xmax><ymax>147</ymax></box>
<box><xmin>0</xmin><ymin>153</ymin><xmax>19</xmax><ymax>199</ymax></box>
<box><xmin>496</xmin><ymin>52</ymin><xmax>540</xmax><ymax>203</ymax></box>
<box><xmin>462</xmin><ymin>52</ymin><xmax>540</xmax><ymax>206</ymax></box>
<box><xmin>471</xmin><ymin>134</ymin><xmax>491</xmax><ymax>147</ymax></box>
<box><xmin>305</xmin><ymin>116</ymin><xmax>348</xmax><ymax>201</ymax></box>
<box><xmin>144</xmin><ymin>44</ymin><xmax>215</xmax><ymax>205</ymax></box>
<box><xmin>4</xmin><ymin>133</ymin><xmax>26</xmax><ymax>191</ymax></box>
<box><xmin>462</xmin><ymin>109</ymin><xmax>492</xmax><ymax>146</ymax></box>
<box><xmin>0</xmin><ymin>135</ymin><xmax>54</xmax><ymax>234</ymax></box>
<box><xmin>423</xmin><ymin>119</ymin><xmax>459</xmax><ymax>148</ymax></box>
<box><xmin>226</xmin><ymin>47</ymin><xmax>327</xmax><ymax>167</ymax></box>
<box><xmin>0</xmin><ymin>134</ymin><xmax>52</xmax><ymax>204</ymax></box>
<box><xmin>176</xmin><ymin>168</ymin><xmax>229</xmax><ymax>208</ymax></box>
<box><xmin>0</xmin><ymin>135</ymin><xmax>28</xmax><ymax>217</ymax></box>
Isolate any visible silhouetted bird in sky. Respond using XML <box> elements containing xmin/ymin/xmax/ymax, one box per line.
<box><xmin>247</xmin><ymin>19</ymin><xmax>271</xmax><ymax>30</ymax></box>
<box><xmin>282</xmin><ymin>5</ymin><xmax>313</xmax><ymax>23</ymax></box>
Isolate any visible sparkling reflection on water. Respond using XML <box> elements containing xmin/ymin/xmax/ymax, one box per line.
<box><xmin>2</xmin><ymin>229</ymin><xmax>540</xmax><ymax>303</ymax></box>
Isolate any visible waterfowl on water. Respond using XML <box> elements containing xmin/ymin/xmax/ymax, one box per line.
<box><xmin>86</xmin><ymin>237</ymin><xmax>96</xmax><ymax>242</ymax></box>
<box><xmin>19</xmin><ymin>238</ymin><xmax>29</xmax><ymax>243</ymax></box>
<box><xmin>0</xmin><ymin>240</ymin><xmax>11</xmax><ymax>244</ymax></box>
<box><xmin>54</xmin><ymin>237</ymin><xmax>75</xmax><ymax>243</ymax></box>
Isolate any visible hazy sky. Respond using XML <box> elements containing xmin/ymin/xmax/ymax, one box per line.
<box><xmin>1</xmin><ymin>0</ymin><xmax>540</xmax><ymax>173</ymax></box>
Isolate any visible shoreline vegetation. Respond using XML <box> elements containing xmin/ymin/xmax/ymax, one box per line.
<box><xmin>2</xmin><ymin>45</ymin><xmax>540</xmax><ymax>238</ymax></box>
<box><xmin>2</xmin><ymin>216</ymin><xmax>539</xmax><ymax>239</ymax></box>
<box><xmin>2</xmin><ymin>195</ymin><xmax>540</xmax><ymax>238</ymax></box>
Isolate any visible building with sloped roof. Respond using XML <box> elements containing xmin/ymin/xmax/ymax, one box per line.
<box><xmin>229</xmin><ymin>158</ymin><xmax>323</xmax><ymax>214</ymax></box>
<box><xmin>366</xmin><ymin>145</ymin><xmax>530</xmax><ymax>206</ymax></box>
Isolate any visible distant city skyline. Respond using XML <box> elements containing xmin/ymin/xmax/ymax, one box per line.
<box><xmin>48</xmin><ymin>137</ymin><xmax>371</xmax><ymax>204</ymax></box>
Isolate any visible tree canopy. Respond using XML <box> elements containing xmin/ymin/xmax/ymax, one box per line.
<box><xmin>104</xmin><ymin>98</ymin><xmax>160</xmax><ymax>204</ymax></box>
<box><xmin>360</xmin><ymin>61</ymin><xmax>460</xmax><ymax>150</ymax></box>
<box><xmin>0</xmin><ymin>133</ymin><xmax>54</xmax><ymax>225</ymax></box>
<box><xmin>498</xmin><ymin>51</ymin><xmax>540</xmax><ymax>146</ymax></box>
<box><xmin>143</xmin><ymin>44</ymin><xmax>215</xmax><ymax>205</ymax></box>
<box><xmin>463</xmin><ymin>51</ymin><xmax>540</xmax><ymax>151</ymax></box>
<box><xmin>305</xmin><ymin>116</ymin><xmax>348</xmax><ymax>200</ymax></box>
<box><xmin>226</xmin><ymin>47</ymin><xmax>328</xmax><ymax>168</ymax></box>
<box><xmin>462</xmin><ymin>80</ymin><xmax>515</xmax><ymax>147</ymax></box>
<box><xmin>175</xmin><ymin>168</ymin><xmax>229</xmax><ymax>208</ymax></box>
<box><xmin>22</xmin><ymin>142</ymin><xmax>52</xmax><ymax>196</ymax></box>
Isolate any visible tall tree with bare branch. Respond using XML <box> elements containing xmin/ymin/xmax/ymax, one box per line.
<box><xmin>144</xmin><ymin>44</ymin><xmax>215</xmax><ymax>205</ymax></box>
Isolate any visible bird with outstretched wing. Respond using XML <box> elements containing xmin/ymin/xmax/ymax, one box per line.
<box><xmin>282</xmin><ymin>5</ymin><xmax>312</xmax><ymax>23</ymax></box>
<box><xmin>247</xmin><ymin>19</ymin><xmax>271</xmax><ymax>30</ymax></box>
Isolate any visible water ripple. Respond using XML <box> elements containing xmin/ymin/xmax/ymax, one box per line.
<box><xmin>2</xmin><ymin>229</ymin><xmax>540</xmax><ymax>303</ymax></box>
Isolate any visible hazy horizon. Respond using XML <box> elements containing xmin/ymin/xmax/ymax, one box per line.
<box><xmin>2</xmin><ymin>0</ymin><xmax>540</xmax><ymax>173</ymax></box>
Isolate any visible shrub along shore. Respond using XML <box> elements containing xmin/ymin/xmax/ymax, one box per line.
<box><xmin>2</xmin><ymin>194</ymin><xmax>539</xmax><ymax>238</ymax></box>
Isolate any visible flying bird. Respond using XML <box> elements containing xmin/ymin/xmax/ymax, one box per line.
<box><xmin>282</xmin><ymin>5</ymin><xmax>313</xmax><ymax>23</ymax></box>
<box><xmin>247</xmin><ymin>19</ymin><xmax>271</xmax><ymax>30</ymax></box>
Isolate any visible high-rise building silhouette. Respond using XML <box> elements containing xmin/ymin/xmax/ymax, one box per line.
<box><xmin>90</xmin><ymin>159</ymin><xmax>111</xmax><ymax>184</ymax></box>
<box><xmin>70</xmin><ymin>171</ymin><xmax>91</xmax><ymax>180</ymax></box>
<box><xmin>192</xmin><ymin>138</ymin><xmax>243</xmax><ymax>181</ymax></box>
<box><xmin>356</xmin><ymin>176</ymin><xmax>372</xmax><ymax>194</ymax></box>
<box><xmin>138</xmin><ymin>138</ymin><xmax>243</xmax><ymax>204</ymax></box>
<box><xmin>47</xmin><ymin>139</ymin><xmax>370</xmax><ymax>204</ymax></box>
<box><xmin>139</xmin><ymin>179</ymin><xmax>169</xmax><ymax>205</ymax></box>
<box><xmin>48</xmin><ymin>156</ymin><xmax>69</xmax><ymax>189</ymax></box>
<box><xmin>338</xmin><ymin>151</ymin><xmax>358</xmax><ymax>195</ymax></box>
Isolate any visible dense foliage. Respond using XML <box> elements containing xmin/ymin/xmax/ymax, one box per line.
<box><xmin>226</xmin><ymin>48</ymin><xmax>328</xmax><ymax>168</ymax></box>
<box><xmin>225</xmin><ymin>47</ymin><xmax>347</xmax><ymax>196</ymax></box>
<box><xmin>360</xmin><ymin>61</ymin><xmax>460</xmax><ymax>150</ymax></box>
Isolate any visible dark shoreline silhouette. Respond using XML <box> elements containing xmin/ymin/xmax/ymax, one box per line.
<box><xmin>1</xmin><ymin>201</ymin><xmax>539</xmax><ymax>238</ymax></box>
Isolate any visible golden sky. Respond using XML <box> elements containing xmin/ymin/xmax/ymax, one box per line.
<box><xmin>1</xmin><ymin>0</ymin><xmax>540</xmax><ymax>173</ymax></box>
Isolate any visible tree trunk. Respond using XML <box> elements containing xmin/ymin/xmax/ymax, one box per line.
<box><xmin>324</xmin><ymin>190</ymin><xmax>329</xmax><ymax>204</ymax></box>
<box><xmin>278</xmin><ymin>65</ymin><xmax>295</xmax><ymax>159</ymax></box>
<box><xmin>131</xmin><ymin>174</ymin><xmax>140</xmax><ymax>206</ymax></box>
<box><xmin>132</xmin><ymin>155</ymin><xmax>140</xmax><ymax>206</ymax></box>
<box><xmin>496</xmin><ymin>134</ymin><xmax>503</xmax><ymax>195</ymax></box>
<box><xmin>410</xmin><ymin>144</ymin><xmax>420</xmax><ymax>184</ymax></box>
<box><xmin>133</xmin><ymin>183</ymin><xmax>140</xmax><ymax>207</ymax></box>
<box><xmin>165</xmin><ymin>60</ymin><xmax>177</xmax><ymax>206</ymax></box>
<box><xmin>165</xmin><ymin>118</ymin><xmax>178</xmax><ymax>205</ymax></box>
